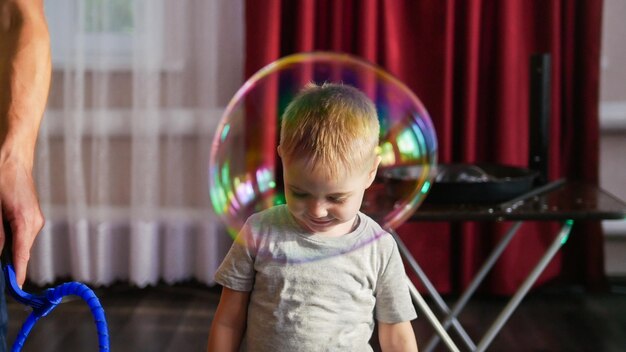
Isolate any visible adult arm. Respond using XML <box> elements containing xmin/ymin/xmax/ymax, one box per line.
<box><xmin>207</xmin><ymin>287</ymin><xmax>250</xmax><ymax>352</ymax></box>
<box><xmin>378</xmin><ymin>321</ymin><xmax>419</xmax><ymax>352</ymax></box>
<box><xmin>0</xmin><ymin>0</ymin><xmax>51</xmax><ymax>286</ymax></box>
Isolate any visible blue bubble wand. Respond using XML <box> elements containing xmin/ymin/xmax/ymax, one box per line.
<box><xmin>2</xmin><ymin>223</ymin><xmax>110</xmax><ymax>351</ymax></box>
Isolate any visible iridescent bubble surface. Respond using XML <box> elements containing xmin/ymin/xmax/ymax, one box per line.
<box><xmin>209</xmin><ymin>52</ymin><xmax>437</xmax><ymax>238</ymax></box>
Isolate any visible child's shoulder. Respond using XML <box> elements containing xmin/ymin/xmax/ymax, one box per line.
<box><xmin>359</xmin><ymin>212</ymin><xmax>389</xmax><ymax>233</ymax></box>
<box><xmin>245</xmin><ymin>204</ymin><xmax>292</xmax><ymax>229</ymax></box>
<box><xmin>358</xmin><ymin>212</ymin><xmax>396</xmax><ymax>245</ymax></box>
<box><xmin>248</xmin><ymin>204</ymin><xmax>287</xmax><ymax>220</ymax></box>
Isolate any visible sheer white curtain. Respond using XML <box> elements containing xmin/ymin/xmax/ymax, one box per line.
<box><xmin>29</xmin><ymin>0</ymin><xmax>242</xmax><ymax>286</ymax></box>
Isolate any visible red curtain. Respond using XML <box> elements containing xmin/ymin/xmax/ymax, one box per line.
<box><xmin>244</xmin><ymin>0</ymin><xmax>605</xmax><ymax>295</ymax></box>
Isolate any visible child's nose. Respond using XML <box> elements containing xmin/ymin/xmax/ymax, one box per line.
<box><xmin>308</xmin><ymin>200</ymin><xmax>328</xmax><ymax>218</ymax></box>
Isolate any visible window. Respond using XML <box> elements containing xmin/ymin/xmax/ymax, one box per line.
<box><xmin>45</xmin><ymin>0</ymin><xmax>170</xmax><ymax>70</ymax></box>
<box><xmin>600</xmin><ymin>0</ymin><xmax>626</xmax><ymax>130</ymax></box>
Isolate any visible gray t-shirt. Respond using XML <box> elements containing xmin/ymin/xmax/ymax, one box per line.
<box><xmin>215</xmin><ymin>205</ymin><xmax>417</xmax><ymax>352</ymax></box>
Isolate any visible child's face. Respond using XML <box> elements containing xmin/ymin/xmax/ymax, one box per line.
<box><xmin>281</xmin><ymin>156</ymin><xmax>379</xmax><ymax>237</ymax></box>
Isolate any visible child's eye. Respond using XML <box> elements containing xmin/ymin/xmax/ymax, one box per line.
<box><xmin>328</xmin><ymin>196</ymin><xmax>346</xmax><ymax>204</ymax></box>
<box><xmin>292</xmin><ymin>191</ymin><xmax>308</xmax><ymax>198</ymax></box>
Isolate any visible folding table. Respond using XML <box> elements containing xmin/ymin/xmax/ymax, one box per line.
<box><xmin>384</xmin><ymin>179</ymin><xmax>626</xmax><ymax>352</ymax></box>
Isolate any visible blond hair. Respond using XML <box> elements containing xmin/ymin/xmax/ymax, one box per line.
<box><xmin>279</xmin><ymin>82</ymin><xmax>380</xmax><ymax>178</ymax></box>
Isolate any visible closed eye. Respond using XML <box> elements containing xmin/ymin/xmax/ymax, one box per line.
<box><xmin>291</xmin><ymin>191</ymin><xmax>308</xmax><ymax>198</ymax></box>
<box><xmin>327</xmin><ymin>196</ymin><xmax>347</xmax><ymax>204</ymax></box>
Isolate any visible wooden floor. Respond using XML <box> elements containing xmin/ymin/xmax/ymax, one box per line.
<box><xmin>6</xmin><ymin>279</ymin><xmax>626</xmax><ymax>352</ymax></box>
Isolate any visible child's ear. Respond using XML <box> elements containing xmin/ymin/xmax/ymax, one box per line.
<box><xmin>277</xmin><ymin>145</ymin><xmax>283</xmax><ymax>158</ymax></box>
<box><xmin>365</xmin><ymin>155</ymin><xmax>382</xmax><ymax>188</ymax></box>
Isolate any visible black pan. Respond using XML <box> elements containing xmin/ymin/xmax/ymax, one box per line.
<box><xmin>381</xmin><ymin>163</ymin><xmax>539</xmax><ymax>204</ymax></box>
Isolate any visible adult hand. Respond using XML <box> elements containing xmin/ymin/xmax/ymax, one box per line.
<box><xmin>0</xmin><ymin>156</ymin><xmax>44</xmax><ymax>287</ymax></box>
<box><xmin>0</xmin><ymin>0</ymin><xmax>51</xmax><ymax>287</ymax></box>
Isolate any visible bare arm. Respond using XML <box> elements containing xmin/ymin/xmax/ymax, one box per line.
<box><xmin>0</xmin><ymin>0</ymin><xmax>51</xmax><ymax>286</ymax></box>
<box><xmin>378</xmin><ymin>321</ymin><xmax>419</xmax><ymax>352</ymax></box>
<box><xmin>207</xmin><ymin>287</ymin><xmax>250</xmax><ymax>352</ymax></box>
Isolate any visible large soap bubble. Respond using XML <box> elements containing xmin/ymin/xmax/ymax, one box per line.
<box><xmin>209</xmin><ymin>52</ymin><xmax>437</xmax><ymax>237</ymax></box>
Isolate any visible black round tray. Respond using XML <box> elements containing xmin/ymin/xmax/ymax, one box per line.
<box><xmin>381</xmin><ymin>163</ymin><xmax>539</xmax><ymax>204</ymax></box>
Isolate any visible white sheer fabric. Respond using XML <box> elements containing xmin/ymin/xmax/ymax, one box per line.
<box><xmin>29</xmin><ymin>0</ymin><xmax>242</xmax><ymax>286</ymax></box>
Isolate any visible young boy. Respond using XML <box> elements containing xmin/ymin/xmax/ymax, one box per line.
<box><xmin>208</xmin><ymin>83</ymin><xmax>418</xmax><ymax>352</ymax></box>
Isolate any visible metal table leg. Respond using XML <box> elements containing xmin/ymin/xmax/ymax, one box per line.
<box><xmin>392</xmin><ymin>220</ymin><xmax>572</xmax><ymax>352</ymax></box>
<box><xmin>424</xmin><ymin>221</ymin><xmax>523</xmax><ymax>352</ymax></box>
<box><xmin>390</xmin><ymin>229</ymin><xmax>472</xmax><ymax>351</ymax></box>
<box><xmin>474</xmin><ymin>220</ymin><xmax>573</xmax><ymax>351</ymax></box>
<box><xmin>406</xmin><ymin>277</ymin><xmax>461</xmax><ymax>352</ymax></box>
